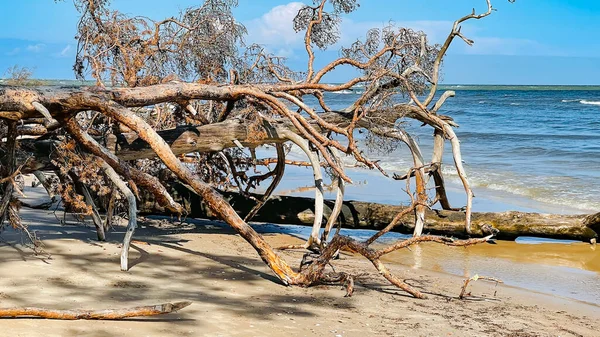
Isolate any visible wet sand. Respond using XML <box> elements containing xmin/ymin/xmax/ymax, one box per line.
<box><xmin>380</xmin><ymin>240</ymin><xmax>600</xmax><ymax>305</ymax></box>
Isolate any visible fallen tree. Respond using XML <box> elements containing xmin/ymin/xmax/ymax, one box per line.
<box><xmin>1</xmin><ymin>0</ymin><xmax>518</xmax><ymax>298</ymax></box>
<box><xmin>138</xmin><ymin>186</ymin><xmax>600</xmax><ymax>242</ymax></box>
<box><xmin>16</xmin><ymin>104</ymin><xmax>425</xmax><ymax>169</ymax></box>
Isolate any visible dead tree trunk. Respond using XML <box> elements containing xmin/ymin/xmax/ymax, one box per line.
<box><xmin>138</xmin><ymin>186</ymin><xmax>599</xmax><ymax>242</ymax></box>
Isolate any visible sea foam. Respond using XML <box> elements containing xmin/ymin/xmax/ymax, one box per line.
<box><xmin>580</xmin><ymin>100</ymin><xmax>600</xmax><ymax>105</ymax></box>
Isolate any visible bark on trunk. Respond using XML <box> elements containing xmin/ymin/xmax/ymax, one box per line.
<box><xmin>17</xmin><ymin>107</ymin><xmax>422</xmax><ymax>173</ymax></box>
<box><xmin>0</xmin><ymin>121</ymin><xmax>18</xmax><ymax>228</ymax></box>
<box><xmin>138</xmin><ymin>183</ymin><xmax>599</xmax><ymax>242</ymax></box>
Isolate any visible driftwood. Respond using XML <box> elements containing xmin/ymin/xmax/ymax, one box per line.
<box><xmin>458</xmin><ymin>275</ymin><xmax>503</xmax><ymax>300</ymax></box>
<box><xmin>0</xmin><ymin>301</ymin><xmax>191</xmax><ymax>320</ymax></box>
<box><xmin>15</xmin><ymin>106</ymin><xmax>422</xmax><ymax>172</ymax></box>
<box><xmin>138</xmin><ymin>184</ymin><xmax>600</xmax><ymax>242</ymax></box>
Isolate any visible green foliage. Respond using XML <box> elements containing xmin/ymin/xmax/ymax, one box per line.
<box><xmin>2</xmin><ymin>65</ymin><xmax>44</xmax><ymax>86</ymax></box>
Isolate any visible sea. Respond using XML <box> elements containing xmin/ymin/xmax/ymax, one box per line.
<box><xmin>10</xmin><ymin>80</ymin><xmax>599</xmax><ymax>215</ymax></box>
<box><xmin>300</xmin><ymin>85</ymin><xmax>600</xmax><ymax>215</ymax></box>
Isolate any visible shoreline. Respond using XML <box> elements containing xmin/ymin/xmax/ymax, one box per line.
<box><xmin>1</xmin><ymin>212</ymin><xmax>598</xmax><ymax>336</ymax></box>
<box><xmin>1</xmin><ymin>174</ymin><xmax>597</xmax><ymax>336</ymax></box>
<box><xmin>142</xmin><ymin>215</ymin><xmax>599</xmax><ymax>305</ymax></box>
<box><xmin>273</xmin><ymin>162</ymin><xmax>594</xmax><ymax>215</ymax></box>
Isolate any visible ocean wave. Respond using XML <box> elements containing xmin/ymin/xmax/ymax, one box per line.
<box><xmin>580</xmin><ymin>100</ymin><xmax>600</xmax><ymax>105</ymax></box>
<box><xmin>332</xmin><ymin>90</ymin><xmax>354</xmax><ymax>95</ymax></box>
<box><xmin>510</xmin><ymin>103</ymin><xmax>521</xmax><ymax>106</ymax></box>
<box><xmin>432</xmin><ymin>161</ymin><xmax>600</xmax><ymax>212</ymax></box>
<box><xmin>561</xmin><ymin>99</ymin><xmax>580</xmax><ymax>103</ymax></box>
<box><xmin>377</xmin><ymin>160</ymin><xmax>413</xmax><ymax>172</ymax></box>
<box><xmin>465</xmin><ymin>174</ymin><xmax>600</xmax><ymax>212</ymax></box>
<box><xmin>441</xmin><ymin>166</ymin><xmax>458</xmax><ymax>176</ymax></box>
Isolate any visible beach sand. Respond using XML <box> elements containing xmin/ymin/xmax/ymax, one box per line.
<box><xmin>1</xmin><ymin>205</ymin><xmax>599</xmax><ymax>337</ymax></box>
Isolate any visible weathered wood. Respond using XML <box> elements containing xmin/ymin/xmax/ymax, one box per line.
<box><xmin>72</xmin><ymin>173</ymin><xmax>106</xmax><ymax>241</ymax></box>
<box><xmin>95</xmin><ymin>98</ymin><xmax>301</xmax><ymax>286</ymax></box>
<box><xmin>0</xmin><ymin>301</ymin><xmax>191</xmax><ymax>320</ymax></box>
<box><xmin>99</xmin><ymin>161</ymin><xmax>138</xmax><ymax>271</ymax></box>
<box><xmin>0</xmin><ymin>83</ymin><xmax>419</xmax><ymax>122</ymax></box>
<box><xmin>16</xmin><ymin>105</ymin><xmax>422</xmax><ymax>171</ymax></box>
<box><xmin>583</xmin><ymin>212</ymin><xmax>600</xmax><ymax>233</ymax></box>
<box><xmin>0</xmin><ymin>121</ymin><xmax>18</xmax><ymax>228</ymax></box>
<box><xmin>138</xmin><ymin>183</ymin><xmax>599</xmax><ymax>242</ymax></box>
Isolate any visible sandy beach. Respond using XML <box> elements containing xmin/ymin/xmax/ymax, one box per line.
<box><xmin>1</xmin><ymin>201</ymin><xmax>599</xmax><ymax>336</ymax></box>
<box><xmin>2</xmin><ymin>1</ymin><xmax>600</xmax><ymax>336</ymax></box>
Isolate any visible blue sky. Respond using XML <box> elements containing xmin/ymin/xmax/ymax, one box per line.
<box><xmin>1</xmin><ymin>0</ymin><xmax>599</xmax><ymax>84</ymax></box>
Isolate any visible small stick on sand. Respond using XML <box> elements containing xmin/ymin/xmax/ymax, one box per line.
<box><xmin>459</xmin><ymin>274</ymin><xmax>503</xmax><ymax>299</ymax></box>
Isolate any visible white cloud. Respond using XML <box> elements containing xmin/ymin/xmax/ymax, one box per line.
<box><xmin>245</xmin><ymin>2</ymin><xmax>455</xmax><ymax>55</ymax></box>
<box><xmin>59</xmin><ymin>44</ymin><xmax>72</xmax><ymax>57</ymax></box>
<box><xmin>243</xmin><ymin>3</ymin><xmax>550</xmax><ymax>59</ymax></box>
<box><xmin>245</xmin><ymin>2</ymin><xmax>305</xmax><ymax>56</ymax></box>
<box><xmin>26</xmin><ymin>43</ymin><xmax>45</xmax><ymax>53</ymax></box>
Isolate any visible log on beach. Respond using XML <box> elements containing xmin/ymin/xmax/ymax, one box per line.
<box><xmin>139</xmin><ymin>183</ymin><xmax>600</xmax><ymax>242</ymax></box>
<box><xmin>0</xmin><ymin>302</ymin><xmax>192</xmax><ymax>320</ymax></box>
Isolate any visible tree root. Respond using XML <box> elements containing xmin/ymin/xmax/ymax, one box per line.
<box><xmin>244</xmin><ymin>143</ymin><xmax>285</xmax><ymax>222</ymax></box>
<box><xmin>293</xmin><ymin>233</ymin><xmax>494</xmax><ymax>298</ymax></box>
<box><xmin>321</xmin><ymin>147</ymin><xmax>345</xmax><ymax>244</ymax></box>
